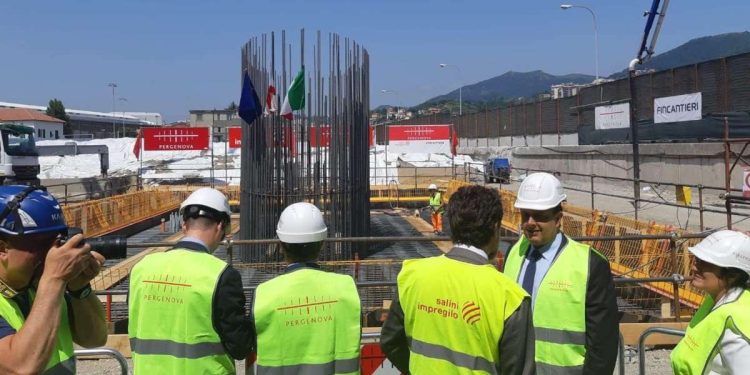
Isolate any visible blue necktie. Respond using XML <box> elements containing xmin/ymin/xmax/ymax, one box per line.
<box><xmin>522</xmin><ymin>249</ymin><xmax>542</xmax><ymax>295</ymax></box>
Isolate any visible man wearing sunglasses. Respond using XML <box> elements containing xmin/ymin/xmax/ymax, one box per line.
<box><xmin>0</xmin><ymin>185</ymin><xmax>108</xmax><ymax>374</ymax></box>
<box><xmin>503</xmin><ymin>173</ymin><xmax>618</xmax><ymax>375</ymax></box>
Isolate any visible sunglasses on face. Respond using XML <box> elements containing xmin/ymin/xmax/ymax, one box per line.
<box><xmin>520</xmin><ymin>210</ymin><xmax>559</xmax><ymax>223</ymax></box>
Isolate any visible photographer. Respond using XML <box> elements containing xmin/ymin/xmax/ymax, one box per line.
<box><xmin>0</xmin><ymin>185</ymin><xmax>107</xmax><ymax>374</ymax></box>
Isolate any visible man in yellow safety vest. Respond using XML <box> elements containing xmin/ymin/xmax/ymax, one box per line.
<box><xmin>0</xmin><ymin>185</ymin><xmax>108</xmax><ymax>374</ymax></box>
<box><xmin>129</xmin><ymin>188</ymin><xmax>253</xmax><ymax>374</ymax></box>
<box><xmin>253</xmin><ymin>202</ymin><xmax>361</xmax><ymax>374</ymax></box>
<box><xmin>428</xmin><ymin>183</ymin><xmax>445</xmax><ymax>235</ymax></box>
<box><xmin>382</xmin><ymin>185</ymin><xmax>535</xmax><ymax>374</ymax></box>
<box><xmin>503</xmin><ymin>172</ymin><xmax>619</xmax><ymax>374</ymax></box>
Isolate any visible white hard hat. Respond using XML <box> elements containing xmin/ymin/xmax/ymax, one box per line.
<box><xmin>689</xmin><ymin>230</ymin><xmax>750</xmax><ymax>275</ymax></box>
<box><xmin>514</xmin><ymin>172</ymin><xmax>567</xmax><ymax>211</ymax></box>
<box><xmin>180</xmin><ymin>187</ymin><xmax>232</xmax><ymax>222</ymax></box>
<box><xmin>277</xmin><ymin>202</ymin><xmax>328</xmax><ymax>243</ymax></box>
<box><xmin>428</xmin><ymin>184</ymin><xmax>438</xmax><ymax>190</ymax></box>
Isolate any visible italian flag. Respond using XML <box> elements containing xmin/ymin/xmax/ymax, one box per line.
<box><xmin>280</xmin><ymin>66</ymin><xmax>305</xmax><ymax>120</ymax></box>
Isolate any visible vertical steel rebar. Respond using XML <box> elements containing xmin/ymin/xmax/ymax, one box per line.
<box><xmin>239</xmin><ymin>30</ymin><xmax>369</xmax><ymax>262</ymax></box>
<box><xmin>669</xmin><ymin>235</ymin><xmax>681</xmax><ymax>323</ymax></box>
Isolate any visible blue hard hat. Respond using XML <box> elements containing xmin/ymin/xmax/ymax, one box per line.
<box><xmin>0</xmin><ymin>185</ymin><xmax>67</xmax><ymax>236</ymax></box>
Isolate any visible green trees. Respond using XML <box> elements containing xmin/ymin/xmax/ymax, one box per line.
<box><xmin>46</xmin><ymin>98</ymin><xmax>71</xmax><ymax>134</ymax></box>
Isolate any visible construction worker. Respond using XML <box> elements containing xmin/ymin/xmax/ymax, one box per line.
<box><xmin>253</xmin><ymin>202</ymin><xmax>361</xmax><ymax>374</ymax></box>
<box><xmin>382</xmin><ymin>185</ymin><xmax>535</xmax><ymax>374</ymax></box>
<box><xmin>671</xmin><ymin>230</ymin><xmax>750</xmax><ymax>374</ymax></box>
<box><xmin>129</xmin><ymin>187</ymin><xmax>253</xmax><ymax>374</ymax></box>
<box><xmin>503</xmin><ymin>172</ymin><xmax>618</xmax><ymax>374</ymax></box>
<box><xmin>0</xmin><ymin>185</ymin><xmax>107</xmax><ymax>374</ymax></box>
<box><xmin>428</xmin><ymin>183</ymin><xmax>445</xmax><ymax>234</ymax></box>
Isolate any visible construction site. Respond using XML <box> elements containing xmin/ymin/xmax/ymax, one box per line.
<box><xmin>10</xmin><ymin>7</ymin><xmax>750</xmax><ymax>375</ymax></box>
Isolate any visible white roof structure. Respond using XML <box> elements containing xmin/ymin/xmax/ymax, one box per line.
<box><xmin>0</xmin><ymin>101</ymin><xmax>162</xmax><ymax>126</ymax></box>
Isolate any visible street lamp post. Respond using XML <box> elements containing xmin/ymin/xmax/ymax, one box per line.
<box><xmin>439</xmin><ymin>63</ymin><xmax>463</xmax><ymax>116</ymax></box>
<box><xmin>107</xmin><ymin>83</ymin><xmax>118</xmax><ymax>138</ymax></box>
<box><xmin>560</xmin><ymin>4</ymin><xmax>599</xmax><ymax>82</ymax></box>
<box><xmin>118</xmin><ymin>97</ymin><xmax>128</xmax><ymax>137</ymax></box>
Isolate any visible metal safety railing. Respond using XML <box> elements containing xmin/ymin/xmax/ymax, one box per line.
<box><xmin>94</xmin><ymin>231</ymin><xmax>709</xmax><ymax>321</ymax></box>
<box><xmin>74</xmin><ymin>348</ymin><xmax>129</xmax><ymax>375</ymax></box>
<box><xmin>637</xmin><ymin>327</ymin><xmax>685</xmax><ymax>375</ymax></box>
<box><xmin>357</xmin><ymin>329</ymin><xmax>627</xmax><ymax>375</ymax></box>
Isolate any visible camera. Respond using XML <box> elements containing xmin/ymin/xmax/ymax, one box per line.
<box><xmin>61</xmin><ymin>227</ymin><xmax>128</xmax><ymax>260</ymax></box>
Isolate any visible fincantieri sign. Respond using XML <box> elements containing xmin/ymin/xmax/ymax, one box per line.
<box><xmin>654</xmin><ymin>92</ymin><xmax>702</xmax><ymax>124</ymax></box>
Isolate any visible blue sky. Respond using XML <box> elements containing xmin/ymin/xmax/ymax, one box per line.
<box><xmin>0</xmin><ymin>1</ymin><xmax>747</xmax><ymax>122</ymax></box>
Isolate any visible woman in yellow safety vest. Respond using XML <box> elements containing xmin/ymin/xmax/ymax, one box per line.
<box><xmin>671</xmin><ymin>230</ymin><xmax>750</xmax><ymax>374</ymax></box>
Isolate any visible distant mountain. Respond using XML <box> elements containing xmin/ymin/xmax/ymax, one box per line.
<box><xmin>413</xmin><ymin>31</ymin><xmax>750</xmax><ymax>112</ymax></box>
<box><xmin>419</xmin><ymin>71</ymin><xmax>594</xmax><ymax>108</ymax></box>
<box><xmin>610</xmin><ymin>31</ymin><xmax>750</xmax><ymax>78</ymax></box>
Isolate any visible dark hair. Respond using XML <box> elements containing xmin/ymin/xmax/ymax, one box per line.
<box><xmin>447</xmin><ymin>185</ymin><xmax>503</xmax><ymax>248</ymax></box>
<box><xmin>721</xmin><ymin>267</ymin><xmax>750</xmax><ymax>289</ymax></box>
<box><xmin>281</xmin><ymin>241</ymin><xmax>323</xmax><ymax>263</ymax></box>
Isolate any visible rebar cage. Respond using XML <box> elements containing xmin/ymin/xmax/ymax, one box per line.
<box><xmin>239</xmin><ymin>30</ymin><xmax>370</xmax><ymax>262</ymax></box>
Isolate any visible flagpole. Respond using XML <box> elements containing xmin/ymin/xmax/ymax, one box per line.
<box><xmin>224</xmin><ymin>130</ymin><xmax>228</xmax><ymax>186</ymax></box>
<box><xmin>210</xmin><ymin>126</ymin><xmax>215</xmax><ymax>188</ymax></box>
<box><xmin>138</xmin><ymin>127</ymin><xmax>143</xmax><ymax>191</ymax></box>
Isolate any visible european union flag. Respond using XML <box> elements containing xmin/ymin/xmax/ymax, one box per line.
<box><xmin>239</xmin><ymin>71</ymin><xmax>263</xmax><ymax>125</ymax></box>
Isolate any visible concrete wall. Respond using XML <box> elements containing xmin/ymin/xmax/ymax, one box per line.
<box><xmin>457</xmin><ymin>133</ymin><xmax>580</xmax><ymax>160</ymax></box>
<box><xmin>507</xmin><ymin>143</ymin><xmax>745</xmax><ymax>190</ymax></box>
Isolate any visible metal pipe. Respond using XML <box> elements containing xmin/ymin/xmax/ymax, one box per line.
<box><xmin>669</xmin><ymin>235</ymin><xmax>681</xmax><ymax>322</ymax></box>
<box><xmin>698</xmin><ymin>185</ymin><xmax>705</xmax><ymax>231</ymax></box>
<box><xmin>94</xmin><ymin>275</ymin><xmax>690</xmax><ymax>297</ymax></box>
<box><xmin>638</xmin><ymin>327</ymin><xmax>685</xmax><ymax>375</ymax></box>
<box><xmin>74</xmin><ymin>348</ymin><xmax>129</xmax><ymax>375</ymax></box>
<box><xmin>724</xmin><ymin>117</ymin><xmax>732</xmax><ymax>229</ymax></box>
<box><xmin>125</xmin><ymin>233</ymin><xmax>712</xmax><ymax>249</ymax></box>
<box><xmin>628</xmin><ymin>58</ymin><xmax>642</xmax><ymax>221</ymax></box>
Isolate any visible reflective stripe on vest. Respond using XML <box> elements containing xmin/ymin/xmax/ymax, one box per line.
<box><xmin>671</xmin><ymin>290</ymin><xmax>750</xmax><ymax>374</ymax></box>
<box><xmin>128</xmin><ymin>249</ymin><xmax>234</xmax><ymax>374</ymax></box>
<box><xmin>430</xmin><ymin>192</ymin><xmax>442</xmax><ymax>207</ymax></box>
<box><xmin>256</xmin><ymin>357</ymin><xmax>360</xmax><ymax>375</ymax></box>
<box><xmin>504</xmin><ymin>235</ymin><xmax>591</xmax><ymax>371</ymax></box>
<box><xmin>130</xmin><ymin>338</ymin><xmax>227</xmax><ymax>358</ymax></box>
<box><xmin>0</xmin><ymin>289</ymin><xmax>75</xmax><ymax>374</ymax></box>
<box><xmin>411</xmin><ymin>337</ymin><xmax>497</xmax><ymax>374</ymax></box>
<box><xmin>535</xmin><ymin>327</ymin><xmax>586</xmax><ymax>346</ymax></box>
<box><xmin>398</xmin><ymin>255</ymin><xmax>527</xmax><ymax>374</ymax></box>
<box><xmin>254</xmin><ymin>268</ymin><xmax>361</xmax><ymax>375</ymax></box>
<box><xmin>535</xmin><ymin>362</ymin><xmax>584</xmax><ymax>375</ymax></box>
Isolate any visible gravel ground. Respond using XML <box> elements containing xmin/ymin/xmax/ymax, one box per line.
<box><xmin>621</xmin><ymin>348</ymin><xmax>674</xmax><ymax>375</ymax></box>
<box><xmin>76</xmin><ymin>352</ymin><xmax>675</xmax><ymax>375</ymax></box>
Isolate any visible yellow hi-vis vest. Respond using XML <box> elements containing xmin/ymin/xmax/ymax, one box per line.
<box><xmin>671</xmin><ymin>290</ymin><xmax>750</xmax><ymax>374</ymax></box>
<box><xmin>398</xmin><ymin>254</ymin><xmax>528</xmax><ymax>374</ymax></box>
<box><xmin>430</xmin><ymin>192</ymin><xmax>444</xmax><ymax>213</ymax></box>
<box><xmin>128</xmin><ymin>249</ymin><xmax>234</xmax><ymax>375</ymax></box>
<box><xmin>254</xmin><ymin>267</ymin><xmax>361</xmax><ymax>374</ymax></box>
<box><xmin>0</xmin><ymin>289</ymin><xmax>75</xmax><ymax>374</ymax></box>
<box><xmin>504</xmin><ymin>235</ymin><xmax>596</xmax><ymax>374</ymax></box>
